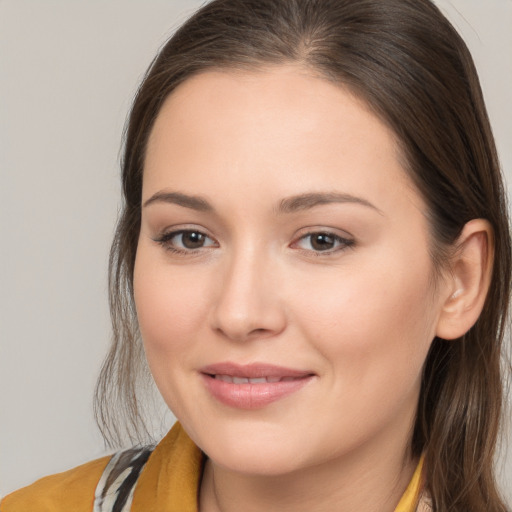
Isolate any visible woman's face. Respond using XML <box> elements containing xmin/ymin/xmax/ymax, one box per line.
<box><xmin>134</xmin><ymin>66</ymin><xmax>450</xmax><ymax>476</ymax></box>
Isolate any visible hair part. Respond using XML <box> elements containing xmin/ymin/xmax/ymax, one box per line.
<box><xmin>95</xmin><ymin>1</ymin><xmax>512</xmax><ymax>510</ymax></box>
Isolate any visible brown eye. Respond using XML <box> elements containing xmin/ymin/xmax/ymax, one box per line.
<box><xmin>181</xmin><ymin>231</ymin><xmax>207</xmax><ymax>249</ymax></box>
<box><xmin>310</xmin><ymin>233</ymin><xmax>336</xmax><ymax>251</ymax></box>
<box><xmin>155</xmin><ymin>229</ymin><xmax>217</xmax><ymax>253</ymax></box>
<box><xmin>294</xmin><ymin>232</ymin><xmax>354</xmax><ymax>253</ymax></box>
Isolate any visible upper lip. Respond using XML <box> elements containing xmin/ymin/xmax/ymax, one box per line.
<box><xmin>200</xmin><ymin>362</ymin><xmax>314</xmax><ymax>379</ymax></box>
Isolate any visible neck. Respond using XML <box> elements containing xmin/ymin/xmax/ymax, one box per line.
<box><xmin>199</xmin><ymin>434</ymin><xmax>418</xmax><ymax>512</ymax></box>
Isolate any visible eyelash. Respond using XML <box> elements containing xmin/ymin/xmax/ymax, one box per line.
<box><xmin>153</xmin><ymin>229</ymin><xmax>218</xmax><ymax>256</ymax></box>
<box><xmin>153</xmin><ymin>229</ymin><xmax>355</xmax><ymax>256</ymax></box>
<box><xmin>292</xmin><ymin>231</ymin><xmax>355</xmax><ymax>255</ymax></box>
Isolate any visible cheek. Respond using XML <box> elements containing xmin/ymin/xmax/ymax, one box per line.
<box><xmin>133</xmin><ymin>248</ymin><xmax>209</xmax><ymax>366</ymax></box>
<box><xmin>293</xmin><ymin>250</ymin><xmax>437</xmax><ymax>394</ymax></box>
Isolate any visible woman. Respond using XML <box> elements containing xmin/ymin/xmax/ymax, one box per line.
<box><xmin>2</xmin><ymin>0</ymin><xmax>510</xmax><ymax>511</ymax></box>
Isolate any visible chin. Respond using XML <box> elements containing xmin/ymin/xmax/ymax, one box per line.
<box><xmin>187</xmin><ymin>417</ymin><xmax>313</xmax><ymax>476</ymax></box>
<box><xmin>209</xmin><ymin>444</ymin><xmax>307</xmax><ymax>477</ymax></box>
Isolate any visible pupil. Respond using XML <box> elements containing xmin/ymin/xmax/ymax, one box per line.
<box><xmin>311</xmin><ymin>233</ymin><xmax>334</xmax><ymax>251</ymax></box>
<box><xmin>183</xmin><ymin>232</ymin><xmax>204</xmax><ymax>249</ymax></box>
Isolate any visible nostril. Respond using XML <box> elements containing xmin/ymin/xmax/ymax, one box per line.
<box><xmin>251</xmin><ymin>328</ymin><xmax>270</xmax><ymax>336</ymax></box>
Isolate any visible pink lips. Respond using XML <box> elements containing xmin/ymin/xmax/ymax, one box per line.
<box><xmin>200</xmin><ymin>362</ymin><xmax>314</xmax><ymax>409</ymax></box>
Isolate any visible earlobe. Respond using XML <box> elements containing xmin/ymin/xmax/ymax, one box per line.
<box><xmin>435</xmin><ymin>219</ymin><xmax>494</xmax><ymax>340</ymax></box>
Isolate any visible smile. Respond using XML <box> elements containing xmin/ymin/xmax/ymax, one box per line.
<box><xmin>213</xmin><ymin>375</ymin><xmax>298</xmax><ymax>384</ymax></box>
<box><xmin>200</xmin><ymin>363</ymin><xmax>315</xmax><ymax>409</ymax></box>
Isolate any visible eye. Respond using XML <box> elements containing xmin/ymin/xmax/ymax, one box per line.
<box><xmin>293</xmin><ymin>231</ymin><xmax>354</xmax><ymax>253</ymax></box>
<box><xmin>154</xmin><ymin>229</ymin><xmax>218</xmax><ymax>253</ymax></box>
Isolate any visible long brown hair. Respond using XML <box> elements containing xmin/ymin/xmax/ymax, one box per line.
<box><xmin>94</xmin><ymin>1</ymin><xmax>511</xmax><ymax>510</ymax></box>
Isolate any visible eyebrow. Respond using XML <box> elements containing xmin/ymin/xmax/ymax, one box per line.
<box><xmin>277</xmin><ymin>192</ymin><xmax>383</xmax><ymax>215</ymax></box>
<box><xmin>143</xmin><ymin>190</ymin><xmax>382</xmax><ymax>215</ymax></box>
<box><xmin>143</xmin><ymin>191</ymin><xmax>213</xmax><ymax>211</ymax></box>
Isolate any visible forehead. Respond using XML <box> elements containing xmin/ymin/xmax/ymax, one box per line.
<box><xmin>144</xmin><ymin>66</ymin><xmax>422</xmax><ymax>215</ymax></box>
<box><xmin>148</xmin><ymin>65</ymin><xmax>396</xmax><ymax>155</ymax></box>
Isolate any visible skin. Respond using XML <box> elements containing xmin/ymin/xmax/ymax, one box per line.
<box><xmin>134</xmin><ymin>66</ymin><xmax>460</xmax><ymax>512</ymax></box>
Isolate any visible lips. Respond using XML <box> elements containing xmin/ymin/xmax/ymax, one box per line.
<box><xmin>214</xmin><ymin>375</ymin><xmax>295</xmax><ymax>384</ymax></box>
<box><xmin>200</xmin><ymin>362</ymin><xmax>314</xmax><ymax>409</ymax></box>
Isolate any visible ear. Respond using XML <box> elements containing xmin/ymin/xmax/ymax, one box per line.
<box><xmin>435</xmin><ymin>219</ymin><xmax>494</xmax><ymax>340</ymax></box>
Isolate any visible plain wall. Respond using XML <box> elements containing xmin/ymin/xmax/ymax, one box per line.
<box><xmin>1</xmin><ymin>0</ymin><xmax>511</xmax><ymax>501</ymax></box>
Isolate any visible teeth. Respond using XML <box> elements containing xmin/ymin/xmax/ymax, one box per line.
<box><xmin>249</xmin><ymin>377</ymin><xmax>267</xmax><ymax>384</ymax></box>
<box><xmin>214</xmin><ymin>375</ymin><xmax>296</xmax><ymax>384</ymax></box>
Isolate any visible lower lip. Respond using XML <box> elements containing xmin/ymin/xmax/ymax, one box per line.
<box><xmin>201</xmin><ymin>374</ymin><xmax>314</xmax><ymax>409</ymax></box>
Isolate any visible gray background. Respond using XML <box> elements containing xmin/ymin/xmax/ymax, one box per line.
<box><xmin>1</xmin><ymin>0</ymin><xmax>511</xmax><ymax>501</ymax></box>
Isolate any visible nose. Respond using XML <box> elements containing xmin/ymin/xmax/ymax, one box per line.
<box><xmin>209</xmin><ymin>247</ymin><xmax>287</xmax><ymax>342</ymax></box>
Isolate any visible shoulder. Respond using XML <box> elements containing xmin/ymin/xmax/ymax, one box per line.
<box><xmin>0</xmin><ymin>423</ymin><xmax>200</xmax><ymax>512</ymax></box>
<box><xmin>0</xmin><ymin>455</ymin><xmax>111</xmax><ymax>512</ymax></box>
